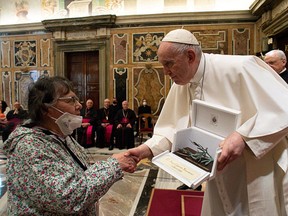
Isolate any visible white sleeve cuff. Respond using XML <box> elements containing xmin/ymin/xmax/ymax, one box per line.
<box><xmin>144</xmin><ymin>135</ymin><xmax>172</xmax><ymax>157</ymax></box>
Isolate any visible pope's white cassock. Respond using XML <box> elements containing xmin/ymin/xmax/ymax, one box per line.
<box><xmin>145</xmin><ymin>53</ymin><xmax>288</xmax><ymax>216</ymax></box>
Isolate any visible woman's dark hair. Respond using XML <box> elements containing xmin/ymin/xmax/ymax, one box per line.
<box><xmin>1</xmin><ymin>100</ymin><xmax>8</xmax><ymax>113</ymax></box>
<box><xmin>28</xmin><ymin>76</ymin><xmax>74</xmax><ymax>123</ymax></box>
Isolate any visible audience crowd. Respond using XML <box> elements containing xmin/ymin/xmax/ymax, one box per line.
<box><xmin>75</xmin><ymin>98</ymin><xmax>150</xmax><ymax>150</ymax></box>
<box><xmin>0</xmin><ymin>97</ymin><xmax>151</xmax><ymax>150</ymax></box>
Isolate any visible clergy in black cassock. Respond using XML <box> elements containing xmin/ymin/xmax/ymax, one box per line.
<box><xmin>96</xmin><ymin>99</ymin><xmax>115</xmax><ymax>149</ymax></box>
<box><xmin>77</xmin><ymin>99</ymin><xmax>97</xmax><ymax>148</ymax></box>
<box><xmin>114</xmin><ymin>100</ymin><xmax>136</xmax><ymax>149</ymax></box>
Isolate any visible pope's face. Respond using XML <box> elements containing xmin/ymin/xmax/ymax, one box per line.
<box><xmin>158</xmin><ymin>42</ymin><xmax>196</xmax><ymax>85</ymax></box>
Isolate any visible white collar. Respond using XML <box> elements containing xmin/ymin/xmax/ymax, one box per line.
<box><xmin>190</xmin><ymin>53</ymin><xmax>205</xmax><ymax>84</ymax></box>
<box><xmin>279</xmin><ymin>68</ymin><xmax>287</xmax><ymax>74</ymax></box>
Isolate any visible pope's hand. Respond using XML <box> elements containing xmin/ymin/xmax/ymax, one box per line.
<box><xmin>217</xmin><ymin>131</ymin><xmax>246</xmax><ymax>171</ymax></box>
<box><xmin>125</xmin><ymin>144</ymin><xmax>154</xmax><ymax>162</ymax></box>
<box><xmin>112</xmin><ymin>152</ymin><xmax>138</xmax><ymax>173</ymax></box>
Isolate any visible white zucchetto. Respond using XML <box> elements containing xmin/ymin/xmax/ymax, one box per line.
<box><xmin>162</xmin><ymin>29</ymin><xmax>200</xmax><ymax>45</ymax></box>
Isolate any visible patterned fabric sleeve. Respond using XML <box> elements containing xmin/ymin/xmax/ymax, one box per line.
<box><xmin>7</xmin><ymin>133</ymin><xmax>123</xmax><ymax>214</ymax></box>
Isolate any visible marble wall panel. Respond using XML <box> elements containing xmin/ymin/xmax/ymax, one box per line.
<box><xmin>132</xmin><ymin>32</ymin><xmax>164</xmax><ymax>63</ymax></box>
<box><xmin>14</xmin><ymin>40</ymin><xmax>37</xmax><ymax>67</ymax></box>
<box><xmin>40</xmin><ymin>38</ymin><xmax>51</xmax><ymax>67</ymax></box>
<box><xmin>232</xmin><ymin>28</ymin><xmax>250</xmax><ymax>55</ymax></box>
<box><xmin>15</xmin><ymin>71</ymin><xmax>36</xmax><ymax>109</ymax></box>
<box><xmin>113</xmin><ymin>67</ymin><xmax>128</xmax><ymax>103</ymax></box>
<box><xmin>0</xmin><ymin>33</ymin><xmax>53</xmax><ymax>104</ymax></box>
<box><xmin>193</xmin><ymin>30</ymin><xmax>227</xmax><ymax>54</ymax></box>
<box><xmin>1</xmin><ymin>41</ymin><xmax>11</xmax><ymax>68</ymax></box>
<box><xmin>113</xmin><ymin>33</ymin><xmax>128</xmax><ymax>64</ymax></box>
<box><xmin>1</xmin><ymin>71</ymin><xmax>12</xmax><ymax>107</ymax></box>
<box><xmin>133</xmin><ymin>66</ymin><xmax>165</xmax><ymax>116</ymax></box>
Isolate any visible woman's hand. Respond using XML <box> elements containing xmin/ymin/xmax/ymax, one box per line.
<box><xmin>112</xmin><ymin>152</ymin><xmax>138</xmax><ymax>173</ymax></box>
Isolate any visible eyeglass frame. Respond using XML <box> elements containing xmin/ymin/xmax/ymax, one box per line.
<box><xmin>57</xmin><ymin>96</ymin><xmax>80</xmax><ymax>105</ymax></box>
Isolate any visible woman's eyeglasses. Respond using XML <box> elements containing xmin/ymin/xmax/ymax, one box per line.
<box><xmin>57</xmin><ymin>96</ymin><xmax>80</xmax><ymax>105</ymax></box>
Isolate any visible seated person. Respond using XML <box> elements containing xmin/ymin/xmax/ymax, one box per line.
<box><xmin>110</xmin><ymin>97</ymin><xmax>121</xmax><ymax>114</ymax></box>
<box><xmin>96</xmin><ymin>98</ymin><xmax>115</xmax><ymax>149</ymax></box>
<box><xmin>0</xmin><ymin>100</ymin><xmax>10</xmax><ymax>132</ymax></box>
<box><xmin>109</xmin><ymin>97</ymin><xmax>121</xmax><ymax>147</ymax></box>
<box><xmin>77</xmin><ymin>99</ymin><xmax>97</xmax><ymax>148</ymax></box>
<box><xmin>114</xmin><ymin>100</ymin><xmax>136</xmax><ymax>149</ymax></box>
<box><xmin>0</xmin><ymin>100</ymin><xmax>10</xmax><ymax>115</ymax></box>
<box><xmin>138</xmin><ymin>99</ymin><xmax>151</xmax><ymax>115</ymax></box>
<box><xmin>2</xmin><ymin>101</ymin><xmax>28</xmax><ymax>141</ymax></box>
<box><xmin>0</xmin><ymin>113</ymin><xmax>7</xmax><ymax>131</ymax></box>
<box><xmin>137</xmin><ymin>99</ymin><xmax>153</xmax><ymax>136</ymax></box>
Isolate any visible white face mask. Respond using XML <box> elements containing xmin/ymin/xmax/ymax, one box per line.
<box><xmin>50</xmin><ymin>107</ymin><xmax>83</xmax><ymax>136</ymax></box>
<box><xmin>143</xmin><ymin>101</ymin><xmax>147</xmax><ymax>106</ymax></box>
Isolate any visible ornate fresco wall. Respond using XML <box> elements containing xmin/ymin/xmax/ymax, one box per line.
<box><xmin>0</xmin><ymin>33</ymin><xmax>53</xmax><ymax>109</ymax></box>
<box><xmin>0</xmin><ymin>1</ymin><xmax>286</xmax><ymax>116</ymax></box>
<box><xmin>110</xmin><ymin>23</ymin><xmax>254</xmax><ymax>114</ymax></box>
<box><xmin>0</xmin><ymin>0</ymin><xmax>254</xmax><ymax>25</ymax></box>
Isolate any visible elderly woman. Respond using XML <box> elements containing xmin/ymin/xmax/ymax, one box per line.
<box><xmin>3</xmin><ymin>76</ymin><xmax>136</xmax><ymax>215</ymax></box>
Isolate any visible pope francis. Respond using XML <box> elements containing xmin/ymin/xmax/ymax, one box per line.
<box><xmin>127</xmin><ymin>29</ymin><xmax>288</xmax><ymax>216</ymax></box>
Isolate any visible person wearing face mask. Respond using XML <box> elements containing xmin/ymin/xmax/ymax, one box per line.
<box><xmin>3</xmin><ymin>76</ymin><xmax>137</xmax><ymax>215</ymax></box>
<box><xmin>110</xmin><ymin>97</ymin><xmax>121</xmax><ymax>116</ymax></box>
<box><xmin>136</xmin><ymin>99</ymin><xmax>153</xmax><ymax>137</ymax></box>
<box><xmin>138</xmin><ymin>99</ymin><xmax>152</xmax><ymax>115</ymax></box>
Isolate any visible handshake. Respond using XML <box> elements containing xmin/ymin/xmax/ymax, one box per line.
<box><xmin>111</xmin><ymin>144</ymin><xmax>152</xmax><ymax>173</ymax></box>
